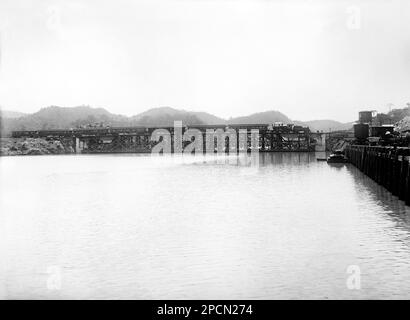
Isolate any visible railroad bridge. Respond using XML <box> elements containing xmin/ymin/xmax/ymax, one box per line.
<box><xmin>12</xmin><ymin>124</ymin><xmax>327</xmax><ymax>153</ymax></box>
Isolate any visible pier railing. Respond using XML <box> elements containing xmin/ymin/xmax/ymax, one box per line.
<box><xmin>345</xmin><ymin>145</ymin><xmax>410</xmax><ymax>205</ymax></box>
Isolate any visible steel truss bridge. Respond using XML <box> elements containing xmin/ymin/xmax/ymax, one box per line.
<box><xmin>12</xmin><ymin>124</ymin><xmax>326</xmax><ymax>153</ymax></box>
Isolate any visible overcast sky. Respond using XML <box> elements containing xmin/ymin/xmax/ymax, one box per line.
<box><xmin>0</xmin><ymin>0</ymin><xmax>409</xmax><ymax>122</ymax></box>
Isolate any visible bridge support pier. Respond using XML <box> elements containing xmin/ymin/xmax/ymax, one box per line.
<box><xmin>313</xmin><ymin>133</ymin><xmax>326</xmax><ymax>152</ymax></box>
<box><xmin>75</xmin><ymin>137</ymin><xmax>87</xmax><ymax>154</ymax></box>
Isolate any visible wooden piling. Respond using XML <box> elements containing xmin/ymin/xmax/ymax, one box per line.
<box><xmin>345</xmin><ymin>145</ymin><xmax>410</xmax><ymax>206</ymax></box>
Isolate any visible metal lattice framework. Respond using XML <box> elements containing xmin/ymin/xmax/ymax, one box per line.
<box><xmin>12</xmin><ymin>124</ymin><xmax>319</xmax><ymax>153</ymax></box>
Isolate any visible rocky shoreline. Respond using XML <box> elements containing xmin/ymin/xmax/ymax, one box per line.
<box><xmin>0</xmin><ymin>138</ymin><xmax>75</xmax><ymax>156</ymax></box>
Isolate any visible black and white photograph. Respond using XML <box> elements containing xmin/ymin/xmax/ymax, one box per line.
<box><xmin>1</xmin><ymin>0</ymin><xmax>410</xmax><ymax>305</ymax></box>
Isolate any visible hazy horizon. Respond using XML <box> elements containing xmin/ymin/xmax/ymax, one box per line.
<box><xmin>1</xmin><ymin>104</ymin><xmax>358</xmax><ymax>123</ymax></box>
<box><xmin>1</xmin><ymin>0</ymin><xmax>410</xmax><ymax>122</ymax></box>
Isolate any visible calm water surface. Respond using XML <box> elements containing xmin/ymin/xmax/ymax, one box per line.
<box><xmin>1</xmin><ymin>153</ymin><xmax>410</xmax><ymax>299</ymax></box>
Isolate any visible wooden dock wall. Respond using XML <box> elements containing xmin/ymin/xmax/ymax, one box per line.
<box><xmin>345</xmin><ymin>145</ymin><xmax>410</xmax><ymax>205</ymax></box>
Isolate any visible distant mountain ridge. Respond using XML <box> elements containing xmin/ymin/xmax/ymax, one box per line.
<box><xmin>131</xmin><ymin>107</ymin><xmax>225</xmax><ymax>126</ymax></box>
<box><xmin>294</xmin><ymin>119</ymin><xmax>354</xmax><ymax>132</ymax></box>
<box><xmin>0</xmin><ymin>109</ymin><xmax>27</xmax><ymax>119</ymax></box>
<box><xmin>228</xmin><ymin>110</ymin><xmax>291</xmax><ymax>125</ymax></box>
<box><xmin>1</xmin><ymin>105</ymin><xmax>354</xmax><ymax>136</ymax></box>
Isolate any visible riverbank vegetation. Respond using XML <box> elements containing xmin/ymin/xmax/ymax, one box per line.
<box><xmin>0</xmin><ymin>138</ymin><xmax>74</xmax><ymax>156</ymax></box>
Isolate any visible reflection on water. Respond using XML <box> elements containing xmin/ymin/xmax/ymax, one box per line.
<box><xmin>1</xmin><ymin>153</ymin><xmax>410</xmax><ymax>299</ymax></box>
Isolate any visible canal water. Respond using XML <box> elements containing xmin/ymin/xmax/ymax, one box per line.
<box><xmin>1</xmin><ymin>153</ymin><xmax>410</xmax><ymax>299</ymax></box>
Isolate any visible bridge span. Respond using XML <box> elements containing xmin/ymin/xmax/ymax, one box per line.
<box><xmin>12</xmin><ymin>124</ymin><xmax>328</xmax><ymax>153</ymax></box>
